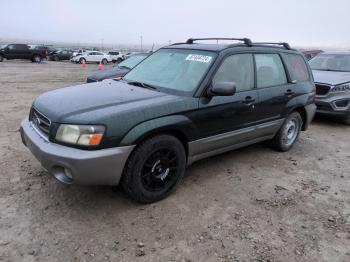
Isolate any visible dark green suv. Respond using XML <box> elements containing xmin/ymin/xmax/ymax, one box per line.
<box><xmin>20</xmin><ymin>38</ymin><xmax>316</xmax><ymax>203</ymax></box>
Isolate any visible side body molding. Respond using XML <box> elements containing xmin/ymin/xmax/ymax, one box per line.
<box><xmin>187</xmin><ymin>119</ymin><xmax>284</xmax><ymax>164</ymax></box>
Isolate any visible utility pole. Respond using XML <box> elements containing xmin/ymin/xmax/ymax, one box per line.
<box><xmin>140</xmin><ymin>36</ymin><xmax>143</xmax><ymax>51</ymax></box>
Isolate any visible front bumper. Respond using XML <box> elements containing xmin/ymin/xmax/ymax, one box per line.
<box><xmin>315</xmin><ymin>93</ymin><xmax>350</xmax><ymax>119</ymax></box>
<box><xmin>20</xmin><ymin>119</ymin><xmax>135</xmax><ymax>185</ymax></box>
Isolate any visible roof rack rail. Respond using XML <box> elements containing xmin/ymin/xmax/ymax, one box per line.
<box><xmin>253</xmin><ymin>42</ymin><xmax>292</xmax><ymax>50</ymax></box>
<box><xmin>186</xmin><ymin>38</ymin><xmax>253</xmax><ymax>47</ymax></box>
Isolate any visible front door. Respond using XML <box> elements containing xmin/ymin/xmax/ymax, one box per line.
<box><xmin>192</xmin><ymin>53</ymin><xmax>259</xmax><ymax>156</ymax></box>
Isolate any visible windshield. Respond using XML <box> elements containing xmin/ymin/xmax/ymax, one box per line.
<box><xmin>118</xmin><ymin>54</ymin><xmax>148</xmax><ymax>69</ymax></box>
<box><xmin>310</xmin><ymin>54</ymin><xmax>350</xmax><ymax>72</ymax></box>
<box><xmin>123</xmin><ymin>49</ymin><xmax>216</xmax><ymax>93</ymax></box>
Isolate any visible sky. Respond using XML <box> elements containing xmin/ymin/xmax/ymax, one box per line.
<box><xmin>0</xmin><ymin>0</ymin><xmax>349</xmax><ymax>48</ymax></box>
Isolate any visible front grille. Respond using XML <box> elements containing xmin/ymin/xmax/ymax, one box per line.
<box><xmin>30</xmin><ymin>108</ymin><xmax>51</xmax><ymax>136</ymax></box>
<box><xmin>315</xmin><ymin>84</ymin><xmax>331</xmax><ymax>96</ymax></box>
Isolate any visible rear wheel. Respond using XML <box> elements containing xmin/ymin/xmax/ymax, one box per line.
<box><xmin>271</xmin><ymin>111</ymin><xmax>302</xmax><ymax>152</ymax></box>
<box><xmin>116</xmin><ymin>57</ymin><xmax>123</xmax><ymax>63</ymax></box>
<box><xmin>79</xmin><ymin>58</ymin><xmax>86</xmax><ymax>64</ymax></box>
<box><xmin>54</xmin><ymin>56</ymin><xmax>60</xmax><ymax>61</ymax></box>
<box><xmin>101</xmin><ymin>58</ymin><xmax>108</xmax><ymax>65</ymax></box>
<box><xmin>32</xmin><ymin>55</ymin><xmax>42</xmax><ymax>63</ymax></box>
<box><xmin>121</xmin><ymin>135</ymin><xmax>186</xmax><ymax>203</ymax></box>
<box><xmin>344</xmin><ymin>118</ymin><xmax>350</xmax><ymax>125</ymax></box>
<box><xmin>0</xmin><ymin>54</ymin><xmax>3</xmax><ymax>62</ymax></box>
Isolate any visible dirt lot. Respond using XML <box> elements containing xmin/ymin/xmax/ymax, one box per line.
<box><xmin>0</xmin><ymin>60</ymin><xmax>349</xmax><ymax>262</ymax></box>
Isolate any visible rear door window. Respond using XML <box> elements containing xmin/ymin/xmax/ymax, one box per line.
<box><xmin>284</xmin><ymin>54</ymin><xmax>309</xmax><ymax>81</ymax></box>
<box><xmin>255</xmin><ymin>54</ymin><xmax>287</xmax><ymax>88</ymax></box>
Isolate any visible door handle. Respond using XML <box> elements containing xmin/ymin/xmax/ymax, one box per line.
<box><xmin>285</xmin><ymin>89</ymin><xmax>295</xmax><ymax>96</ymax></box>
<box><xmin>242</xmin><ymin>96</ymin><xmax>255</xmax><ymax>105</ymax></box>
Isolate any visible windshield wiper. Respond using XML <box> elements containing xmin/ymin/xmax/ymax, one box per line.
<box><xmin>127</xmin><ymin>81</ymin><xmax>157</xmax><ymax>90</ymax></box>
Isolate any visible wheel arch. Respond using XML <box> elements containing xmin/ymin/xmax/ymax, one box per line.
<box><xmin>119</xmin><ymin>115</ymin><xmax>195</xmax><ymax>159</ymax></box>
<box><xmin>288</xmin><ymin>105</ymin><xmax>307</xmax><ymax>131</ymax></box>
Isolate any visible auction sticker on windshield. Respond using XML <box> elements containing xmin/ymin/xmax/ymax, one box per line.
<box><xmin>186</xmin><ymin>54</ymin><xmax>212</xmax><ymax>63</ymax></box>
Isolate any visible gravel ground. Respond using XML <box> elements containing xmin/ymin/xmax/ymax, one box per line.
<box><xmin>0</xmin><ymin>60</ymin><xmax>350</xmax><ymax>262</ymax></box>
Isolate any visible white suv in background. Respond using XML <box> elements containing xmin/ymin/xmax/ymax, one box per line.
<box><xmin>71</xmin><ymin>51</ymin><xmax>112</xmax><ymax>64</ymax></box>
<box><xmin>107</xmin><ymin>51</ymin><xmax>124</xmax><ymax>63</ymax></box>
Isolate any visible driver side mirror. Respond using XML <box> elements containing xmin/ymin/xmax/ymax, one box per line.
<box><xmin>207</xmin><ymin>81</ymin><xmax>236</xmax><ymax>97</ymax></box>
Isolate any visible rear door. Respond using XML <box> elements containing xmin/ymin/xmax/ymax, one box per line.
<box><xmin>254</xmin><ymin>53</ymin><xmax>292</xmax><ymax>123</ymax></box>
<box><xmin>95</xmin><ymin>52</ymin><xmax>104</xmax><ymax>62</ymax></box>
<box><xmin>19</xmin><ymin>44</ymin><xmax>31</xmax><ymax>59</ymax></box>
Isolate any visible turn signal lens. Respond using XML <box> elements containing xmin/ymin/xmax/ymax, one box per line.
<box><xmin>77</xmin><ymin>134</ymin><xmax>103</xmax><ymax>146</ymax></box>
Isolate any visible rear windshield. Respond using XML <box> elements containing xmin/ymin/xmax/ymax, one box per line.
<box><xmin>310</xmin><ymin>54</ymin><xmax>350</xmax><ymax>72</ymax></box>
<box><xmin>124</xmin><ymin>49</ymin><xmax>216</xmax><ymax>94</ymax></box>
<box><xmin>284</xmin><ymin>53</ymin><xmax>310</xmax><ymax>81</ymax></box>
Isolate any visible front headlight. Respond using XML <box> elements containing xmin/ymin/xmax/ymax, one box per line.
<box><xmin>331</xmin><ymin>82</ymin><xmax>350</xmax><ymax>92</ymax></box>
<box><xmin>56</xmin><ymin>124</ymin><xmax>105</xmax><ymax>146</ymax></box>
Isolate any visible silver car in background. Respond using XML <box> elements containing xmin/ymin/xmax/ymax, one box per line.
<box><xmin>310</xmin><ymin>51</ymin><xmax>350</xmax><ymax>124</ymax></box>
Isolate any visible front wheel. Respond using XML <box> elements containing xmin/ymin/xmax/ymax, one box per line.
<box><xmin>79</xmin><ymin>58</ymin><xmax>86</xmax><ymax>64</ymax></box>
<box><xmin>344</xmin><ymin>118</ymin><xmax>350</xmax><ymax>125</ymax></box>
<box><xmin>54</xmin><ymin>56</ymin><xmax>60</xmax><ymax>61</ymax></box>
<box><xmin>0</xmin><ymin>54</ymin><xmax>4</xmax><ymax>62</ymax></box>
<box><xmin>101</xmin><ymin>58</ymin><xmax>108</xmax><ymax>65</ymax></box>
<box><xmin>116</xmin><ymin>57</ymin><xmax>123</xmax><ymax>63</ymax></box>
<box><xmin>271</xmin><ymin>111</ymin><xmax>302</xmax><ymax>152</ymax></box>
<box><xmin>121</xmin><ymin>135</ymin><xmax>186</xmax><ymax>203</ymax></box>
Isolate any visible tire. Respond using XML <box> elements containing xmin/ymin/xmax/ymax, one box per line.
<box><xmin>0</xmin><ymin>54</ymin><xmax>3</xmax><ymax>62</ymax></box>
<box><xmin>54</xmin><ymin>56</ymin><xmax>60</xmax><ymax>61</ymax></box>
<box><xmin>101</xmin><ymin>58</ymin><xmax>108</xmax><ymax>65</ymax></box>
<box><xmin>32</xmin><ymin>55</ymin><xmax>42</xmax><ymax>63</ymax></box>
<box><xmin>79</xmin><ymin>58</ymin><xmax>86</xmax><ymax>64</ymax></box>
<box><xmin>271</xmin><ymin>111</ymin><xmax>302</xmax><ymax>152</ymax></box>
<box><xmin>116</xmin><ymin>57</ymin><xmax>123</xmax><ymax>63</ymax></box>
<box><xmin>121</xmin><ymin>134</ymin><xmax>186</xmax><ymax>203</ymax></box>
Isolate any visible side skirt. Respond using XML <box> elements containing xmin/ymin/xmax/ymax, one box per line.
<box><xmin>187</xmin><ymin>119</ymin><xmax>284</xmax><ymax>165</ymax></box>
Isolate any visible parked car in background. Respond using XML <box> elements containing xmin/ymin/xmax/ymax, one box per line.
<box><xmin>0</xmin><ymin>44</ymin><xmax>47</xmax><ymax>62</ymax></box>
<box><xmin>48</xmin><ymin>50</ymin><xmax>74</xmax><ymax>61</ymax></box>
<box><xmin>86</xmin><ymin>53</ymin><xmax>149</xmax><ymax>82</ymax></box>
<box><xmin>72</xmin><ymin>49</ymin><xmax>87</xmax><ymax>57</ymax></box>
<box><xmin>309</xmin><ymin>51</ymin><xmax>350</xmax><ymax>124</ymax></box>
<box><xmin>302</xmin><ymin>50</ymin><xmax>323</xmax><ymax>60</ymax></box>
<box><xmin>71</xmin><ymin>51</ymin><xmax>111</xmax><ymax>64</ymax></box>
<box><xmin>20</xmin><ymin>38</ymin><xmax>316</xmax><ymax>203</ymax></box>
<box><xmin>107</xmin><ymin>51</ymin><xmax>125</xmax><ymax>63</ymax></box>
<box><xmin>124</xmin><ymin>52</ymin><xmax>143</xmax><ymax>60</ymax></box>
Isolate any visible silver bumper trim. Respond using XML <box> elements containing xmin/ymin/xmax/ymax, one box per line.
<box><xmin>20</xmin><ymin>118</ymin><xmax>135</xmax><ymax>185</ymax></box>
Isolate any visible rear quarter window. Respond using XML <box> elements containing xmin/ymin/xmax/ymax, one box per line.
<box><xmin>284</xmin><ymin>53</ymin><xmax>310</xmax><ymax>82</ymax></box>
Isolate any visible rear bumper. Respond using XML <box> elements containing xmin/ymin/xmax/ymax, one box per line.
<box><xmin>20</xmin><ymin>118</ymin><xmax>135</xmax><ymax>185</ymax></box>
<box><xmin>304</xmin><ymin>103</ymin><xmax>317</xmax><ymax>130</ymax></box>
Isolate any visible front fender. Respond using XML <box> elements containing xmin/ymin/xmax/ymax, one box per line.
<box><xmin>119</xmin><ymin>115</ymin><xmax>196</xmax><ymax>146</ymax></box>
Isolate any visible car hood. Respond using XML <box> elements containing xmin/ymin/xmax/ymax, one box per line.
<box><xmin>87</xmin><ymin>67</ymin><xmax>129</xmax><ymax>81</ymax></box>
<box><xmin>312</xmin><ymin>70</ymin><xmax>350</xmax><ymax>85</ymax></box>
<box><xmin>34</xmin><ymin>80</ymin><xmax>175</xmax><ymax>122</ymax></box>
